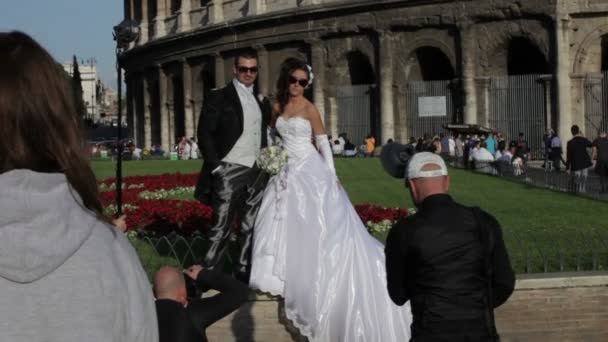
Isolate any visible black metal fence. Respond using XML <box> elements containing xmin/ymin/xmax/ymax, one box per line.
<box><xmin>132</xmin><ymin>215</ymin><xmax>608</xmax><ymax>278</ymax></box>
<box><xmin>454</xmin><ymin>157</ymin><xmax>608</xmax><ymax>200</ymax></box>
<box><xmin>405</xmin><ymin>79</ymin><xmax>457</xmax><ymax>140</ymax></box>
<box><xmin>488</xmin><ymin>74</ymin><xmax>549</xmax><ymax>160</ymax></box>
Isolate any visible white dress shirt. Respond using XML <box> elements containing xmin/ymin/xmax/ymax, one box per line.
<box><xmin>221</xmin><ymin>78</ymin><xmax>262</xmax><ymax>168</ymax></box>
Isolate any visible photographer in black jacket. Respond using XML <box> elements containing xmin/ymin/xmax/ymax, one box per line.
<box><xmin>382</xmin><ymin>148</ymin><xmax>515</xmax><ymax>341</ymax></box>
<box><xmin>154</xmin><ymin>266</ymin><xmax>249</xmax><ymax>342</ymax></box>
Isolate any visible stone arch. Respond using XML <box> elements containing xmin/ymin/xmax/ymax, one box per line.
<box><xmin>398</xmin><ymin>37</ymin><xmax>457</xmax><ymax>80</ymax></box>
<box><xmin>148</xmin><ymin>0</ymin><xmax>157</xmax><ymax>21</ymax></box>
<box><xmin>170</xmin><ymin>0</ymin><xmax>181</xmax><ymax>15</ymax></box>
<box><xmin>146</xmin><ymin>71</ymin><xmax>162</xmax><ymax>146</ymax></box>
<box><xmin>171</xmin><ymin>73</ymin><xmax>186</xmax><ymax>141</ymax></box>
<box><xmin>330</xmin><ymin>49</ymin><xmax>375</xmax><ymax>86</ymax></box>
<box><xmin>403</xmin><ymin>45</ymin><xmax>456</xmax><ymax>81</ymax></box>
<box><xmin>331</xmin><ymin>48</ymin><xmax>379</xmax><ymax>145</ymax></box>
<box><xmin>133</xmin><ymin>0</ymin><xmax>143</xmax><ymax>21</ymax></box>
<box><xmin>326</xmin><ymin>34</ymin><xmax>376</xmax><ymax>86</ymax></box>
<box><xmin>602</xmin><ymin>35</ymin><xmax>608</xmax><ymax>71</ymax></box>
<box><xmin>573</xmin><ymin>24</ymin><xmax>608</xmax><ymax>74</ymax></box>
<box><xmin>267</xmin><ymin>47</ymin><xmax>308</xmax><ymax>96</ymax></box>
<box><xmin>476</xmin><ymin>20</ymin><xmax>551</xmax><ymax>76</ymax></box>
<box><xmin>195</xmin><ymin>66</ymin><xmax>215</xmax><ymax>101</ymax></box>
<box><xmin>485</xmin><ymin>36</ymin><xmax>550</xmax><ymax>76</ymax></box>
<box><xmin>512</xmin><ymin>37</ymin><xmax>549</xmax><ymax>75</ymax></box>
<box><xmin>345</xmin><ymin>50</ymin><xmax>376</xmax><ymax>85</ymax></box>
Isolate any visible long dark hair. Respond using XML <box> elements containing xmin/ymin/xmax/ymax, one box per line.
<box><xmin>0</xmin><ymin>31</ymin><xmax>105</xmax><ymax>219</ymax></box>
<box><xmin>275</xmin><ymin>58</ymin><xmax>310</xmax><ymax>116</ymax></box>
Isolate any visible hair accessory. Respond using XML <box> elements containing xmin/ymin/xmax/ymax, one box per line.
<box><xmin>305</xmin><ymin>64</ymin><xmax>315</xmax><ymax>86</ymax></box>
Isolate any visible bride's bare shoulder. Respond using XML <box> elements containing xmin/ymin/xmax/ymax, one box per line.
<box><xmin>303</xmin><ymin>100</ymin><xmax>320</xmax><ymax>118</ymax></box>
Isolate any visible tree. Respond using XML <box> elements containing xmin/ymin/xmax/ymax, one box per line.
<box><xmin>71</xmin><ymin>55</ymin><xmax>87</xmax><ymax>119</ymax></box>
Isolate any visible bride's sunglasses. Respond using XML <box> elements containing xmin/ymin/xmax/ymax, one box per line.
<box><xmin>289</xmin><ymin>76</ymin><xmax>309</xmax><ymax>87</ymax></box>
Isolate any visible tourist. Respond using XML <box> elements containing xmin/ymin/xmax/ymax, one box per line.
<box><xmin>416</xmin><ymin>137</ymin><xmax>426</xmax><ymax>153</ymax></box>
<box><xmin>517</xmin><ymin>132</ymin><xmax>530</xmax><ymax>162</ymax></box>
<box><xmin>566</xmin><ymin>125</ymin><xmax>593</xmax><ymax>193</ymax></box>
<box><xmin>549</xmin><ymin>131</ymin><xmax>563</xmax><ymax>172</ymax></box>
<box><xmin>486</xmin><ymin>132</ymin><xmax>497</xmax><ymax>156</ymax></box>
<box><xmin>344</xmin><ymin>138</ymin><xmax>358</xmax><ymax>157</ymax></box>
<box><xmin>511</xmin><ymin>142</ymin><xmax>525</xmax><ymax>176</ymax></box>
<box><xmin>472</xmin><ymin>141</ymin><xmax>495</xmax><ymax>174</ymax></box>
<box><xmin>0</xmin><ymin>31</ymin><xmax>157</xmax><ymax>342</ymax></box>
<box><xmin>593</xmin><ymin>132</ymin><xmax>608</xmax><ymax>193</ymax></box>
<box><xmin>332</xmin><ymin>138</ymin><xmax>344</xmax><ymax>156</ymax></box>
<box><xmin>440</xmin><ymin>132</ymin><xmax>450</xmax><ymax>158</ymax></box>
<box><xmin>365</xmin><ymin>134</ymin><xmax>376</xmax><ymax>157</ymax></box>
<box><xmin>190</xmin><ymin>137</ymin><xmax>200</xmax><ymax>159</ymax></box>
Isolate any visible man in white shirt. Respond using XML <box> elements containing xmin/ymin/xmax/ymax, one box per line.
<box><xmin>472</xmin><ymin>141</ymin><xmax>495</xmax><ymax>174</ymax></box>
<box><xmin>332</xmin><ymin>139</ymin><xmax>344</xmax><ymax>156</ymax></box>
<box><xmin>194</xmin><ymin>49</ymin><xmax>272</xmax><ymax>283</ymax></box>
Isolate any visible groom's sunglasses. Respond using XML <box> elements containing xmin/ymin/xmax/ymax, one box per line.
<box><xmin>237</xmin><ymin>66</ymin><xmax>259</xmax><ymax>74</ymax></box>
<box><xmin>289</xmin><ymin>76</ymin><xmax>309</xmax><ymax>87</ymax></box>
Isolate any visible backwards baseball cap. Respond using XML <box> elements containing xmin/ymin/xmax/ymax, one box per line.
<box><xmin>407</xmin><ymin>152</ymin><xmax>448</xmax><ymax>180</ymax></box>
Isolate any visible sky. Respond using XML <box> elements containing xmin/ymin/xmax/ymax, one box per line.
<box><xmin>1</xmin><ymin>0</ymin><xmax>124</xmax><ymax>87</ymax></box>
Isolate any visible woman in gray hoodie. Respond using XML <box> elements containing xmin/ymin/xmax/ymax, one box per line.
<box><xmin>0</xmin><ymin>31</ymin><xmax>158</xmax><ymax>342</ymax></box>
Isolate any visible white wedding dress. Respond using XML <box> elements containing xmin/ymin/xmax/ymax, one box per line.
<box><xmin>250</xmin><ymin>116</ymin><xmax>412</xmax><ymax>342</ymax></box>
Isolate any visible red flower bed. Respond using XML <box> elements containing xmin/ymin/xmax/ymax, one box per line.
<box><xmin>100</xmin><ymin>173</ymin><xmax>409</xmax><ymax>235</ymax></box>
<box><xmin>354</xmin><ymin>204</ymin><xmax>409</xmax><ymax>223</ymax></box>
<box><xmin>98</xmin><ymin>173</ymin><xmax>198</xmax><ymax>191</ymax></box>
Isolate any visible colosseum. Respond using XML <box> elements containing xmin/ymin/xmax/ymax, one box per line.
<box><xmin>122</xmin><ymin>0</ymin><xmax>608</xmax><ymax>157</ymax></box>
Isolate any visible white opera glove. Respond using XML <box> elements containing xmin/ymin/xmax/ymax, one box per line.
<box><xmin>315</xmin><ymin>134</ymin><xmax>336</xmax><ymax>175</ymax></box>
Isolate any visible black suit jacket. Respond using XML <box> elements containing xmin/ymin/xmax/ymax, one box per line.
<box><xmin>194</xmin><ymin>81</ymin><xmax>272</xmax><ymax>203</ymax></box>
<box><xmin>156</xmin><ymin>270</ymin><xmax>250</xmax><ymax>342</ymax></box>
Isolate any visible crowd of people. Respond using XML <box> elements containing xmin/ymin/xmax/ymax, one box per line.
<box><xmin>401</xmin><ymin>131</ymin><xmax>529</xmax><ymax>176</ymax></box>
<box><xmin>176</xmin><ymin>136</ymin><xmax>200</xmax><ymax>160</ymax></box>
<box><xmin>400</xmin><ymin>126</ymin><xmax>608</xmax><ymax>195</ymax></box>
<box><xmin>330</xmin><ymin>133</ymin><xmax>376</xmax><ymax>157</ymax></box>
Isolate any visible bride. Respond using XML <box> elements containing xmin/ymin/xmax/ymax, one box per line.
<box><xmin>249</xmin><ymin>58</ymin><xmax>411</xmax><ymax>341</ymax></box>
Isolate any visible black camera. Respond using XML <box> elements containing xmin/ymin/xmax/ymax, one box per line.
<box><xmin>380</xmin><ymin>143</ymin><xmax>416</xmax><ymax>184</ymax></box>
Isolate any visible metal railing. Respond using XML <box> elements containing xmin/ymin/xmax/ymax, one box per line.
<box><xmin>452</xmin><ymin>157</ymin><xmax>608</xmax><ymax>200</ymax></box>
<box><xmin>131</xmin><ymin>224</ymin><xmax>608</xmax><ymax>277</ymax></box>
<box><xmin>488</xmin><ymin>74</ymin><xmax>549</xmax><ymax>160</ymax></box>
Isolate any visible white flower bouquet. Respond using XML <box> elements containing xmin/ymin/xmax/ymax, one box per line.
<box><xmin>257</xmin><ymin>145</ymin><xmax>288</xmax><ymax>175</ymax></box>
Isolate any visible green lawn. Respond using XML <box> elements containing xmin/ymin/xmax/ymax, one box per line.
<box><xmin>93</xmin><ymin>158</ymin><xmax>608</xmax><ymax>273</ymax></box>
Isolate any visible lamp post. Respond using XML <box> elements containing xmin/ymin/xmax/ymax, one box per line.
<box><xmin>113</xmin><ymin>19</ymin><xmax>140</xmax><ymax>215</ymax></box>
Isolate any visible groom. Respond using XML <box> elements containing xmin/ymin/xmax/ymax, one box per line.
<box><xmin>194</xmin><ymin>49</ymin><xmax>271</xmax><ymax>283</ymax></box>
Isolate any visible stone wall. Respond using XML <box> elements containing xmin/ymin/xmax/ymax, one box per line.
<box><xmin>206</xmin><ymin>273</ymin><xmax>608</xmax><ymax>342</ymax></box>
<box><xmin>496</xmin><ymin>273</ymin><xmax>608</xmax><ymax>342</ymax></box>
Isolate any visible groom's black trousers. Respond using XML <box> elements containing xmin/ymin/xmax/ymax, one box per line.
<box><xmin>202</xmin><ymin>162</ymin><xmax>267</xmax><ymax>282</ymax></box>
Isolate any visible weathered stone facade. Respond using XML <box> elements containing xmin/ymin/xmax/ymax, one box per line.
<box><xmin>123</xmin><ymin>0</ymin><xmax>608</xmax><ymax>154</ymax></box>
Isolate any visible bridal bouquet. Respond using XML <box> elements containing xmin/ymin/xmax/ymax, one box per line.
<box><xmin>257</xmin><ymin>145</ymin><xmax>288</xmax><ymax>175</ymax></box>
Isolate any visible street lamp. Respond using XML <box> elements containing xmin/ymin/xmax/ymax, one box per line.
<box><xmin>113</xmin><ymin>19</ymin><xmax>140</xmax><ymax>215</ymax></box>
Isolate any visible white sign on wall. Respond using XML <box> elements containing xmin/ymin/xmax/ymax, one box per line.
<box><xmin>418</xmin><ymin>96</ymin><xmax>447</xmax><ymax>117</ymax></box>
